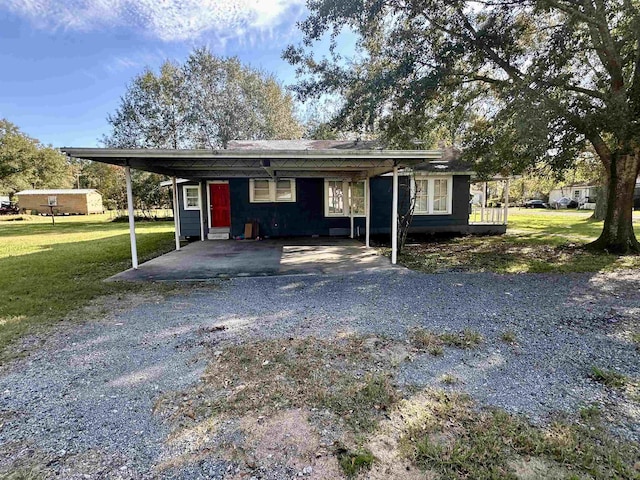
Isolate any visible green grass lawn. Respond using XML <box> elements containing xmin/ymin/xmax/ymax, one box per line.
<box><xmin>0</xmin><ymin>214</ymin><xmax>175</xmax><ymax>362</ymax></box>
<box><xmin>399</xmin><ymin>209</ymin><xmax>640</xmax><ymax>274</ymax></box>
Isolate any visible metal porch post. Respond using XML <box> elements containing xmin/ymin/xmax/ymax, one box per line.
<box><xmin>365</xmin><ymin>176</ymin><xmax>371</xmax><ymax>248</ymax></box>
<box><xmin>172</xmin><ymin>177</ymin><xmax>181</xmax><ymax>250</ymax></box>
<box><xmin>391</xmin><ymin>166</ymin><xmax>399</xmax><ymax>265</ymax></box>
<box><xmin>481</xmin><ymin>181</ymin><xmax>487</xmax><ymax>223</ymax></box>
<box><xmin>349</xmin><ymin>182</ymin><xmax>354</xmax><ymax>239</ymax></box>
<box><xmin>199</xmin><ymin>181</ymin><xmax>205</xmax><ymax>241</ymax></box>
<box><xmin>125</xmin><ymin>166</ymin><xmax>139</xmax><ymax>269</ymax></box>
<box><xmin>504</xmin><ymin>178</ymin><xmax>510</xmax><ymax>225</ymax></box>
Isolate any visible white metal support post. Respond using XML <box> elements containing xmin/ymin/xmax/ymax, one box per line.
<box><xmin>199</xmin><ymin>181</ymin><xmax>206</xmax><ymax>241</ymax></box>
<box><xmin>349</xmin><ymin>182</ymin><xmax>354</xmax><ymax>239</ymax></box>
<box><xmin>481</xmin><ymin>181</ymin><xmax>487</xmax><ymax>223</ymax></box>
<box><xmin>365</xmin><ymin>176</ymin><xmax>371</xmax><ymax>248</ymax></box>
<box><xmin>504</xmin><ymin>178</ymin><xmax>510</xmax><ymax>225</ymax></box>
<box><xmin>391</xmin><ymin>166</ymin><xmax>399</xmax><ymax>265</ymax></box>
<box><xmin>125</xmin><ymin>166</ymin><xmax>139</xmax><ymax>269</ymax></box>
<box><xmin>171</xmin><ymin>177</ymin><xmax>181</xmax><ymax>251</ymax></box>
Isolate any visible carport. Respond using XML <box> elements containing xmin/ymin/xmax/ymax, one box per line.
<box><xmin>62</xmin><ymin>145</ymin><xmax>441</xmax><ymax>271</ymax></box>
<box><xmin>109</xmin><ymin>237</ymin><xmax>400</xmax><ymax>281</ymax></box>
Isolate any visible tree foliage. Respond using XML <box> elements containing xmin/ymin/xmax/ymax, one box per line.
<box><xmin>285</xmin><ymin>0</ymin><xmax>640</xmax><ymax>252</ymax></box>
<box><xmin>0</xmin><ymin>119</ymin><xmax>72</xmax><ymax>195</ymax></box>
<box><xmin>104</xmin><ymin>48</ymin><xmax>303</xmax><ymax>149</ymax></box>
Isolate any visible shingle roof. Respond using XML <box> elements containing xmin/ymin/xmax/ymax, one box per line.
<box><xmin>226</xmin><ymin>139</ymin><xmax>383</xmax><ymax>150</ymax></box>
<box><xmin>413</xmin><ymin>147</ymin><xmax>473</xmax><ymax>173</ymax></box>
<box><xmin>16</xmin><ymin>189</ymin><xmax>98</xmax><ymax>195</ymax></box>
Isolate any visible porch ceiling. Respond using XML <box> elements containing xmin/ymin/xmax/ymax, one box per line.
<box><xmin>61</xmin><ymin>147</ymin><xmax>444</xmax><ymax>181</ymax></box>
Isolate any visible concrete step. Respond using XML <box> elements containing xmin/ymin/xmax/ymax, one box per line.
<box><xmin>208</xmin><ymin>228</ymin><xmax>230</xmax><ymax>240</ymax></box>
<box><xmin>208</xmin><ymin>233</ymin><xmax>229</xmax><ymax>240</ymax></box>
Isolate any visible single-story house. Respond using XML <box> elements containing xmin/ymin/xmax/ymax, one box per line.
<box><xmin>62</xmin><ymin>140</ymin><xmax>508</xmax><ymax>267</ymax></box>
<box><xmin>15</xmin><ymin>189</ymin><xmax>104</xmax><ymax>215</ymax></box>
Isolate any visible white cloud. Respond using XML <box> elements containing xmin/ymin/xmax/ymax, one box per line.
<box><xmin>4</xmin><ymin>0</ymin><xmax>306</xmax><ymax>42</ymax></box>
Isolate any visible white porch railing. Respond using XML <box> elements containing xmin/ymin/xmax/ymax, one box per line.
<box><xmin>469</xmin><ymin>205</ymin><xmax>507</xmax><ymax>225</ymax></box>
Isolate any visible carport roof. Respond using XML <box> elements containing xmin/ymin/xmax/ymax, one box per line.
<box><xmin>61</xmin><ymin>141</ymin><xmax>467</xmax><ymax>181</ymax></box>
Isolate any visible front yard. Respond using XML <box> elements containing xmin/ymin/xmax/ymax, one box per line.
<box><xmin>0</xmin><ymin>214</ymin><xmax>175</xmax><ymax>362</ymax></box>
<box><xmin>1</xmin><ymin>209</ymin><xmax>639</xmax><ymax>479</ymax></box>
<box><xmin>398</xmin><ymin>209</ymin><xmax>640</xmax><ymax>273</ymax></box>
<box><xmin>2</xmin><ymin>268</ymin><xmax>637</xmax><ymax>479</ymax></box>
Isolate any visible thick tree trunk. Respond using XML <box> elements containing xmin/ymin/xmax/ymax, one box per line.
<box><xmin>590</xmin><ymin>186</ymin><xmax>606</xmax><ymax>221</ymax></box>
<box><xmin>587</xmin><ymin>152</ymin><xmax>640</xmax><ymax>254</ymax></box>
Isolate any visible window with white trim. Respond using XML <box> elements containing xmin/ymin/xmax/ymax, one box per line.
<box><xmin>249</xmin><ymin>179</ymin><xmax>296</xmax><ymax>203</ymax></box>
<box><xmin>276</xmin><ymin>179</ymin><xmax>294</xmax><ymax>201</ymax></box>
<box><xmin>47</xmin><ymin>196</ymin><xmax>57</xmax><ymax>206</ymax></box>
<box><xmin>183</xmin><ymin>185</ymin><xmax>200</xmax><ymax>210</ymax></box>
<box><xmin>324</xmin><ymin>180</ymin><xmax>367</xmax><ymax>217</ymax></box>
<box><xmin>414</xmin><ymin>179</ymin><xmax>429</xmax><ymax>214</ymax></box>
<box><xmin>433</xmin><ymin>179</ymin><xmax>448</xmax><ymax>212</ymax></box>
<box><xmin>412</xmin><ymin>176</ymin><xmax>452</xmax><ymax>215</ymax></box>
<box><xmin>351</xmin><ymin>181</ymin><xmax>366</xmax><ymax>215</ymax></box>
<box><xmin>326</xmin><ymin>180</ymin><xmax>345</xmax><ymax>215</ymax></box>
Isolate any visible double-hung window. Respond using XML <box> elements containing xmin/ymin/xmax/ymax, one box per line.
<box><xmin>326</xmin><ymin>180</ymin><xmax>346</xmax><ymax>215</ymax></box>
<box><xmin>324</xmin><ymin>180</ymin><xmax>367</xmax><ymax>217</ymax></box>
<box><xmin>433</xmin><ymin>179</ymin><xmax>448</xmax><ymax>213</ymax></box>
<box><xmin>414</xmin><ymin>179</ymin><xmax>429</xmax><ymax>214</ymax></box>
<box><xmin>183</xmin><ymin>185</ymin><xmax>200</xmax><ymax>210</ymax></box>
<box><xmin>412</xmin><ymin>176</ymin><xmax>452</xmax><ymax>214</ymax></box>
<box><xmin>249</xmin><ymin>179</ymin><xmax>296</xmax><ymax>203</ymax></box>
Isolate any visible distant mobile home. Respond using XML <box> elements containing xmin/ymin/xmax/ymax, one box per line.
<box><xmin>16</xmin><ymin>189</ymin><xmax>104</xmax><ymax>215</ymax></box>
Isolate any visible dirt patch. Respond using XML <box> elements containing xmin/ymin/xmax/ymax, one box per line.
<box><xmin>240</xmin><ymin>409</ymin><xmax>343</xmax><ymax>479</ymax></box>
<box><xmin>155</xmin><ymin>336</ymin><xmax>403</xmax><ymax>477</ymax></box>
<box><xmin>156</xmin><ymin>336</ymin><xmax>400</xmax><ymax>429</ymax></box>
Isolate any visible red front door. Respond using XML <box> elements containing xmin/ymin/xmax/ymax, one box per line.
<box><xmin>210</xmin><ymin>184</ymin><xmax>231</xmax><ymax>227</ymax></box>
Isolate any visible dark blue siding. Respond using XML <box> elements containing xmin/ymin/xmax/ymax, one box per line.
<box><xmin>229</xmin><ymin>178</ymin><xmax>365</xmax><ymax>238</ymax></box>
<box><xmin>178</xmin><ymin>175</ymin><xmax>471</xmax><ymax>238</ymax></box>
<box><xmin>369</xmin><ymin>175</ymin><xmax>471</xmax><ymax>234</ymax></box>
<box><xmin>177</xmin><ymin>181</ymin><xmax>204</xmax><ymax>238</ymax></box>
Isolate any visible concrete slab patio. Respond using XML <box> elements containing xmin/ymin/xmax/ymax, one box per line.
<box><xmin>110</xmin><ymin>238</ymin><xmax>398</xmax><ymax>281</ymax></box>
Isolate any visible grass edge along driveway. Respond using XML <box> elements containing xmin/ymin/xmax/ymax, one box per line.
<box><xmin>0</xmin><ymin>214</ymin><xmax>175</xmax><ymax>362</ymax></box>
<box><xmin>397</xmin><ymin>210</ymin><xmax>640</xmax><ymax>274</ymax></box>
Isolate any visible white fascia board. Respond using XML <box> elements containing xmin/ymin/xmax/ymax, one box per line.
<box><xmin>61</xmin><ymin>147</ymin><xmax>444</xmax><ymax>161</ymax></box>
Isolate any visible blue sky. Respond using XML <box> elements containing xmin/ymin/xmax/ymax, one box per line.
<box><xmin>0</xmin><ymin>0</ymin><xmax>352</xmax><ymax>148</ymax></box>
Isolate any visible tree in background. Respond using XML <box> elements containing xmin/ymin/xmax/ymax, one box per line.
<box><xmin>105</xmin><ymin>48</ymin><xmax>303</xmax><ymax>149</ymax></box>
<box><xmin>0</xmin><ymin>119</ymin><xmax>72</xmax><ymax>196</ymax></box>
<box><xmin>102</xmin><ymin>48</ymin><xmax>304</xmax><ymax>213</ymax></box>
<box><xmin>80</xmin><ymin>162</ymin><xmax>126</xmax><ymax>210</ymax></box>
<box><xmin>285</xmin><ymin>0</ymin><xmax>640</xmax><ymax>253</ymax></box>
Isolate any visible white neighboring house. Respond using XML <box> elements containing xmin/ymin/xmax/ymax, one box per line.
<box><xmin>548</xmin><ymin>183</ymin><xmax>598</xmax><ymax>209</ymax></box>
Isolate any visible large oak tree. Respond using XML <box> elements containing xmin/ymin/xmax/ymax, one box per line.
<box><xmin>285</xmin><ymin>0</ymin><xmax>640</xmax><ymax>253</ymax></box>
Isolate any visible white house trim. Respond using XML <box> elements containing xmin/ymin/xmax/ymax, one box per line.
<box><xmin>249</xmin><ymin>178</ymin><xmax>297</xmax><ymax>203</ymax></box>
<box><xmin>410</xmin><ymin>175</ymin><xmax>453</xmax><ymax>215</ymax></box>
<box><xmin>183</xmin><ymin>185</ymin><xmax>201</xmax><ymax>211</ymax></box>
<box><xmin>324</xmin><ymin>179</ymin><xmax>367</xmax><ymax>218</ymax></box>
<box><xmin>206</xmin><ymin>180</ymin><xmax>229</xmax><ymax>232</ymax></box>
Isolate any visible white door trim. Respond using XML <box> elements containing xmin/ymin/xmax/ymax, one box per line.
<box><xmin>206</xmin><ymin>180</ymin><xmax>229</xmax><ymax>232</ymax></box>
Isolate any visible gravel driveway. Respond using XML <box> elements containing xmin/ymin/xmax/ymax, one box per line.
<box><xmin>1</xmin><ymin>269</ymin><xmax>638</xmax><ymax>478</ymax></box>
